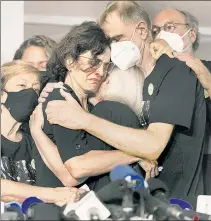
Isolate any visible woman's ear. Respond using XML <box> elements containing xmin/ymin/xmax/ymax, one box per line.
<box><xmin>66</xmin><ymin>58</ymin><xmax>75</xmax><ymax>71</ymax></box>
<box><xmin>1</xmin><ymin>91</ymin><xmax>8</xmax><ymax>104</ymax></box>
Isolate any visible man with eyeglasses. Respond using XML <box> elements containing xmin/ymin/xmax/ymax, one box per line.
<box><xmin>39</xmin><ymin>1</ymin><xmax>207</xmax><ymax>200</ymax></box>
<box><xmin>151</xmin><ymin>8</ymin><xmax>211</xmax><ymax>98</ymax></box>
<box><xmin>151</xmin><ymin>8</ymin><xmax>211</xmax><ymax>195</ymax></box>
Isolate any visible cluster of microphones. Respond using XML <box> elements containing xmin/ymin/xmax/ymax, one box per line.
<box><xmin>1</xmin><ymin>165</ymin><xmax>211</xmax><ymax>220</ymax></box>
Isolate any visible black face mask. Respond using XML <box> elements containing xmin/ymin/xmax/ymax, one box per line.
<box><xmin>4</xmin><ymin>88</ymin><xmax>39</xmax><ymax>123</ymax></box>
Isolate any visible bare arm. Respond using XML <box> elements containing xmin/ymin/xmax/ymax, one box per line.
<box><xmin>31</xmin><ymin>129</ymin><xmax>81</xmax><ymax>187</ymax></box>
<box><xmin>84</xmin><ymin>119</ymin><xmax>174</xmax><ymax>160</ymax></box>
<box><xmin>1</xmin><ymin>179</ymin><xmax>81</xmax><ymax>206</ymax></box>
<box><xmin>30</xmin><ymin>104</ymin><xmax>83</xmax><ymax>187</ymax></box>
<box><xmin>65</xmin><ymin>150</ymin><xmax>139</xmax><ymax>178</ymax></box>
<box><xmin>1</xmin><ymin>179</ymin><xmax>55</xmax><ymax>203</ymax></box>
<box><xmin>45</xmin><ymin>91</ymin><xmax>174</xmax><ymax>161</ymax></box>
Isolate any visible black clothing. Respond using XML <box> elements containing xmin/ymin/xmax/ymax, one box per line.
<box><xmin>202</xmin><ymin>60</ymin><xmax>211</xmax><ymax>72</ymax></box>
<box><xmin>85</xmin><ymin>100</ymin><xmax>142</xmax><ymax>191</ymax></box>
<box><xmin>35</xmin><ymin>84</ymin><xmax>93</xmax><ymax>188</ymax></box>
<box><xmin>35</xmin><ymin>84</ymin><xmax>142</xmax><ymax>190</ymax></box>
<box><xmin>1</xmin><ymin>133</ymin><xmax>36</xmax><ymax>185</ymax></box>
<box><xmin>204</xmin><ymin>98</ymin><xmax>211</xmax><ymax>194</ymax></box>
<box><xmin>200</xmin><ymin>60</ymin><xmax>211</xmax><ymax>195</ymax></box>
<box><xmin>142</xmin><ymin>54</ymin><xmax>206</xmax><ymax>197</ymax></box>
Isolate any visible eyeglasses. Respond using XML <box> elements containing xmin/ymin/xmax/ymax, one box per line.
<box><xmin>78</xmin><ymin>56</ymin><xmax>115</xmax><ymax>76</ymax></box>
<box><xmin>152</xmin><ymin>22</ymin><xmax>190</xmax><ymax>38</ymax></box>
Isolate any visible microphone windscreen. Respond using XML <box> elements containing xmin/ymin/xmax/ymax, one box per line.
<box><xmin>27</xmin><ymin>203</ymin><xmax>61</xmax><ymax>220</ymax></box>
<box><xmin>6</xmin><ymin>205</ymin><xmax>25</xmax><ymax>220</ymax></box>
<box><xmin>147</xmin><ymin>178</ymin><xmax>170</xmax><ymax>198</ymax></box>
<box><xmin>22</xmin><ymin>197</ymin><xmax>43</xmax><ymax>214</ymax></box>
<box><xmin>97</xmin><ymin>179</ymin><xmax>128</xmax><ymax>204</ymax></box>
<box><xmin>110</xmin><ymin>164</ymin><xmax>143</xmax><ymax>181</ymax></box>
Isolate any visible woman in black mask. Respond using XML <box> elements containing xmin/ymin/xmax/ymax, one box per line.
<box><xmin>1</xmin><ymin>60</ymin><xmax>82</xmax><ymax>204</ymax></box>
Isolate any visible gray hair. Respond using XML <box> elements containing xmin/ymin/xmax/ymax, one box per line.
<box><xmin>98</xmin><ymin>1</ymin><xmax>151</xmax><ymax>30</ymax></box>
<box><xmin>101</xmin><ymin>66</ymin><xmax>144</xmax><ymax>120</ymax></box>
<box><xmin>176</xmin><ymin>9</ymin><xmax>199</xmax><ymax>51</ymax></box>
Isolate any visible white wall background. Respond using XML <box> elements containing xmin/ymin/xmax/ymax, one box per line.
<box><xmin>1</xmin><ymin>1</ymin><xmax>211</xmax><ymax>63</ymax></box>
<box><xmin>23</xmin><ymin>1</ymin><xmax>211</xmax><ymax>60</ymax></box>
<box><xmin>1</xmin><ymin>1</ymin><xmax>24</xmax><ymax>64</ymax></box>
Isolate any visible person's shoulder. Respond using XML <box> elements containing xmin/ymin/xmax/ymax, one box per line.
<box><xmin>150</xmin><ymin>54</ymin><xmax>194</xmax><ymax>84</ymax></box>
<box><xmin>45</xmin><ymin>88</ymin><xmax>64</xmax><ymax>103</ymax></box>
<box><xmin>158</xmin><ymin>54</ymin><xmax>196</xmax><ymax>78</ymax></box>
<box><xmin>157</xmin><ymin>54</ymin><xmax>188</xmax><ymax>69</ymax></box>
<box><xmin>43</xmin><ymin>84</ymin><xmax>73</xmax><ymax>107</ymax></box>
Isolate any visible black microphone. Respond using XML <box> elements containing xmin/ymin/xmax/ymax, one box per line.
<box><xmin>2</xmin><ymin>205</ymin><xmax>25</xmax><ymax>220</ymax></box>
<box><xmin>26</xmin><ymin>203</ymin><xmax>62</xmax><ymax>220</ymax></box>
<box><xmin>147</xmin><ymin>177</ymin><xmax>170</xmax><ymax>202</ymax></box>
<box><xmin>63</xmin><ymin>210</ymin><xmax>79</xmax><ymax>220</ymax></box>
<box><xmin>97</xmin><ymin>179</ymin><xmax>128</xmax><ymax>204</ymax></box>
<box><xmin>109</xmin><ymin>165</ymin><xmax>188</xmax><ymax>220</ymax></box>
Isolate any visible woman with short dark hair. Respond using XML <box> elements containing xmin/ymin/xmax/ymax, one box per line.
<box><xmin>30</xmin><ymin>21</ymin><xmax>146</xmax><ymax>190</ymax></box>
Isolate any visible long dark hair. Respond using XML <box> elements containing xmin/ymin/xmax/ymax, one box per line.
<box><xmin>47</xmin><ymin>21</ymin><xmax>111</xmax><ymax>82</ymax></box>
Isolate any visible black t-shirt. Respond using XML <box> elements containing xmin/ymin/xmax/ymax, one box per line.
<box><xmin>35</xmin><ymin>84</ymin><xmax>97</xmax><ymax>188</ymax></box>
<box><xmin>200</xmin><ymin>61</ymin><xmax>211</xmax><ymax>153</ymax></box>
<box><xmin>1</xmin><ymin>133</ymin><xmax>36</xmax><ymax>185</ymax></box>
<box><xmin>142</xmin><ymin>54</ymin><xmax>206</xmax><ymax>197</ymax></box>
<box><xmin>201</xmin><ymin>60</ymin><xmax>211</xmax><ymax>72</ymax></box>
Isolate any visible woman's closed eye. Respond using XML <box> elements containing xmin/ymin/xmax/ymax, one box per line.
<box><xmin>17</xmin><ymin>84</ymin><xmax>26</xmax><ymax>88</ymax></box>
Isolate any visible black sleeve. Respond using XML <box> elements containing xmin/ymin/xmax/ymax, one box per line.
<box><xmin>42</xmin><ymin>89</ymin><xmax>89</xmax><ymax>163</ymax></box>
<box><xmin>149</xmin><ymin>63</ymin><xmax>197</xmax><ymax>130</ymax></box>
<box><xmin>201</xmin><ymin>60</ymin><xmax>211</xmax><ymax>72</ymax></box>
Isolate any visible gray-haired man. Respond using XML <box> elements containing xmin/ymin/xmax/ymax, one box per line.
<box><xmin>43</xmin><ymin>1</ymin><xmax>207</xmax><ymax>198</ymax></box>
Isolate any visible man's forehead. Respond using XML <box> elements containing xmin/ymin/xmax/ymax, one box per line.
<box><xmin>153</xmin><ymin>9</ymin><xmax>186</xmax><ymax>26</ymax></box>
<box><xmin>102</xmin><ymin>11</ymin><xmax>129</xmax><ymax>38</ymax></box>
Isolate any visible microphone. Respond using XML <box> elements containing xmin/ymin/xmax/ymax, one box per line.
<box><xmin>147</xmin><ymin>178</ymin><xmax>170</xmax><ymax>202</ymax></box>
<box><xmin>110</xmin><ymin>164</ymin><xmax>145</xmax><ymax>189</ymax></box>
<box><xmin>97</xmin><ymin>179</ymin><xmax>128</xmax><ymax>204</ymax></box>
<box><xmin>26</xmin><ymin>203</ymin><xmax>62</xmax><ymax>220</ymax></box>
<box><xmin>3</xmin><ymin>202</ymin><xmax>25</xmax><ymax>220</ymax></box>
<box><xmin>109</xmin><ymin>165</ymin><xmax>189</xmax><ymax>220</ymax></box>
<box><xmin>110</xmin><ymin>164</ymin><xmax>170</xmax><ymax>199</ymax></box>
<box><xmin>63</xmin><ymin>191</ymin><xmax>111</xmax><ymax>220</ymax></box>
<box><xmin>22</xmin><ymin>197</ymin><xmax>43</xmax><ymax>216</ymax></box>
<box><xmin>110</xmin><ymin>165</ymin><xmax>147</xmax><ymax>219</ymax></box>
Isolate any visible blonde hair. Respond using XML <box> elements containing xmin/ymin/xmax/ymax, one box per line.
<box><xmin>98</xmin><ymin>1</ymin><xmax>151</xmax><ymax>29</ymax></box>
<box><xmin>1</xmin><ymin>60</ymin><xmax>40</xmax><ymax>90</ymax></box>
<box><xmin>102</xmin><ymin>66</ymin><xmax>144</xmax><ymax>119</ymax></box>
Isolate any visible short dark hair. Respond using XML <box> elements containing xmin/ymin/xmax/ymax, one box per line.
<box><xmin>13</xmin><ymin>35</ymin><xmax>56</xmax><ymax>60</ymax></box>
<box><xmin>47</xmin><ymin>21</ymin><xmax>111</xmax><ymax>82</ymax></box>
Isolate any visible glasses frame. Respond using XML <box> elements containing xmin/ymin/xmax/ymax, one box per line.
<box><xmin>152</xmin><ymin>22</ymin><xmax>190</xmax><ymax>38</ymax></box>
<box><xmin>78</xmin><ymin>55</ymin><xmax>115</xmax><ymax>76</ymax></box>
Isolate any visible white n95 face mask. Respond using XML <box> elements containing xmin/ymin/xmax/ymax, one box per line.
<box><xmin>111</xmin><ymin>41</ymin><xmax>141</xmax><ymax>71</ymax></box>
<box><xmin>157</xmin><ymin>29</ymin><xmax>191</xmax><ymax>53</ymax></box>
